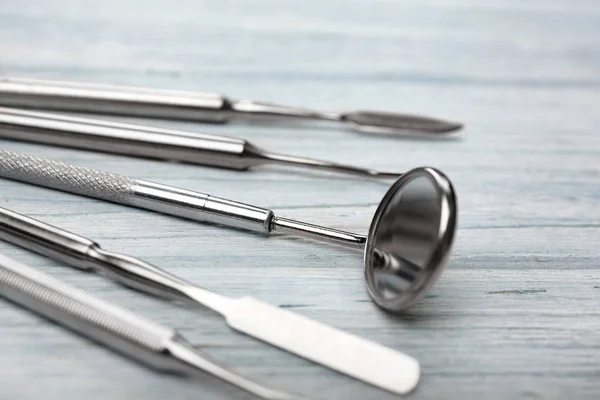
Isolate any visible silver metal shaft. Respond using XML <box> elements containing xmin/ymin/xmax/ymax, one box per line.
<box><xmin>0</xmin><ymin>205</ymin><xmax>421</xmax><ymax>395</ymax></box>
<box><xmin>272</xmin><ymin>217</ymin><xmax>366</xmax><ymax>248</ymax></box>
<box><xmin>0</xmin><ymin>107</ymin><xmax>400</xmax><ymax>179</ymax></box>
<box><xmin>0</xmin><ymin>76</ymin><xmax>463</xmax><ymax>135</ymax></box>
<box><xmin>0</xmin><ymin>206</ymin><xmax>365</xmax><ymax>302</ymax></box>
<box><xmin>0</xmin><ymin>252</ymin><xmax>301</xmax><ymax>400</ymax></box>
<box><xmin>0</xmin><ymin>205</ymin><xmax>228</xmax><ymax>309</ymax></box>
<box><xmin>0</xmin><ymin>148</ymin><xmax>367</xmax><ymax>248</ymax></box>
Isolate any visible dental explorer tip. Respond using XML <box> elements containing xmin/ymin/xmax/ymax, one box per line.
<box><xmin>258</xmin><ymin>150</ymin><xmax>403</xmax><ymax>179</ymax></box>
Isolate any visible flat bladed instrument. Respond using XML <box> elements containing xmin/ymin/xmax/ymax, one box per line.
<box><xmin>0</xmin><ymin>205</ymin><xmax>420</xmax><ymax>395</ymax></box>
<box><xmin>0</xmin><ymin>76</ymin><xmax>462</xmax><ymax>135</ymax></box>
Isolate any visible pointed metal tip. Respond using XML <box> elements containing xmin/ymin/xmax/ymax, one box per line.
<box><xmin>434</xmin><ymin>120</ymin><xmax>464</xmax><ymax>133</ymax></box>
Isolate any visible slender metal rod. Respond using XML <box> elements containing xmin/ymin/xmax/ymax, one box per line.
<box><xmin>262</xmin><ymin>151</ymin><xmax>400</xmax><ymax>179</ymax></box>
<box><xmin>272</xmin><ymin>217</ymin><xmax>366</xmax><ymax>249</ymax></box>
<box><xmin>0</xmin><ymin>107</ymin><xmax>402</xmax><ymax>178</ymax></box>
<box><xmin>0</xmin><ymin>149</ymin><xmax>370</xmax><ymax>249</ymax></box>
<box><xmin>0</xmin><ymin>76</ymin><xmax>463</xmax><ymax>134</ymax></box>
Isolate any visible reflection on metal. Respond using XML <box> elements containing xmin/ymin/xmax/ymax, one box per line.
<box><xmin>0</xmin><ymin>205</ymin><xmax>422</xmax><ymax>395</ymax></box>
<box><xmin>0</xmin><ymin>148</ymin><xmax>457</xmax><ymax>314</ymax></box>
<box><xmin>0</xmin><ymin>76</ymin><xmax>463</xmax><ymax>135</ymax></box>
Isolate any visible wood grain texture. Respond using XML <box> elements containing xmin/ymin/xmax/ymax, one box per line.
<box><xmin>0</xmin><ymin>0</ymin><xmax>599</xmax><ymax>399</ymax></box>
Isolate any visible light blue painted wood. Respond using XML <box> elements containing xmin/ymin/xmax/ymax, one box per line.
<box><xmin>0</xmin><ymin>1</ymin><xmax>599</xmax><ymax>399</ymax></box>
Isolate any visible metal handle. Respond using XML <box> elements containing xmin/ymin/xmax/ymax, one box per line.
<box><xmin>0</xmin><ymin>107</ymin><xmax>402</xmax><ymax>177</ymax></box>
<box><xmin>0</xmin><ymin>252</ymin><xmax>179</xmax><ymax>367</ymax></box>
<box><xmin>0</xmin><ymin>107</ymin><xmax>267</xmax><ymax>170</ymax></box>
<box><xmin>0</xmin><ymin>206</ymin><xmax>97</xmax><ymax>271</ymax></box>
<box><xmin>0</xmin><ymin>206</ymin><xmax>199</xmax><ymax>301</ymax></box>
<box><xmin>0</xmin><ymin>77</ymin><xmax>231</xmax><ymax>123</ymax></box>
<box><xmin>0</xmin><ymin>252</ymin><xmax>304</xmax><ymax>399</ymax></box>
<box><xmin>0</xmin><ymin>76</ymin><xmax>463</xmax><ymax>135</ymax></box>
<box><xmin>0</xmin><ymin>148</ymin><xmax>136</xmax><ymax>202</ymax></box>
<box><xmin>0</xmin><ymin>148</ymin><xmax>274</xmax><ymax>233</ymax></box>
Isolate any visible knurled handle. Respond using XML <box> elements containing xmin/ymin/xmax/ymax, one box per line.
<box><xmin>0</xmin><ymin>148</ymin><xmax>136</xmax><ymax>203</ymax></box>
<box><xmin>0</xmin><ymin>148</ymin><xmax>274</xmax><ymax>234</ymax></box>
<box><xmin>0</xmin><ymin>253</ymin><xmax>175</xmax><ymax>352</ymax></box>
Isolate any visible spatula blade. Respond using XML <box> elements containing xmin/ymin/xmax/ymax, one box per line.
<box><xmin>226</xmin><ymin>297</ymin><xmax>420</xmax><ymax>395</ymax></box>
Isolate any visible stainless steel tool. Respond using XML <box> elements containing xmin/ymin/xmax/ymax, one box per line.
<box><xmin>0</xmin><ymin>252</ymin><xmax>302</xmax><ymax>400</ymax></box>
<box><xmin>0</xmin><ymin>205</ymin><xmax>421</xmax><ymax>395</ymax></box>
<box><xmin>0</xmin><ymin>76</ymin><xmax>462</xmax><ymax>135</ymax></box>
<box><xmin>0</xmin><ymin>107</ymin><xmax>399</xmax><ymax>179</ymax></box>
<box><xmin>0</xmin><ymin>148</ymin><xmax>457</xmax><ymax>313</ymax></box>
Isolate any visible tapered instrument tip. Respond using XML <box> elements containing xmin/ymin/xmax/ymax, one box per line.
<box><xmin>342</xmin><ymin>110</ymin><xmax>463</xmax><ymax>135</ymax></box>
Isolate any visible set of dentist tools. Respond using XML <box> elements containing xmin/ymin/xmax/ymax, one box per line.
<box><xmin>0</xmin><ymin>76</ymin><xmax>461</xmax><ymax>399</ymax></box>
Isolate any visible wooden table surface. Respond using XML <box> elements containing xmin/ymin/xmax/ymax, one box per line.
<box><xmin>0</xmin><ymin>1</ymin><xmax>599</xmax><ymax>399</ymax></box>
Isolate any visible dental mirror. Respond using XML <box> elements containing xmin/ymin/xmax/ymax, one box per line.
<box><xmin>364</xmin><ymin>168</ymin><xmax>457</xmax><ymax>312</ymax></box>
<box><xmin>0</xmin><ymin>149</ymin><xmax>458</xmax><ymax>313</ymax></box>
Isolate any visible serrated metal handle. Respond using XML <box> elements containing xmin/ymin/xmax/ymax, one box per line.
<box><xmin>0</xmin><ymin>148</ymin><xmax>136</xmax><ymax>203</ymax></box>
<box><xmin>0</xmin><ymin>252</ymin><xmax>303</xmax><ymax>399</ymax></box>
<box><xmin>0</xmin><ymin>148</ymin><xmax>274</xmax><ymax>232</ymax></box>
<box><xmin>0</xmin><ymin>252</ymin><xmax>176</xmax><ymax>363</ymax></box>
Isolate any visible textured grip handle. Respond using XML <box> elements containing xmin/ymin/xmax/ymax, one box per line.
<box><xmin>0</xmin><ymin>148</ymin><xmax>275</xmax><ymax>234</ymax></box>
<box><xmin>0</xmin><ymin>148</ymin><xmax>136</xmax><ymax>203</ymax></box>
<box><xmin>0</xmin><ymin>252</ymin><xmax>174</xmax><ymax>352</ymax></box>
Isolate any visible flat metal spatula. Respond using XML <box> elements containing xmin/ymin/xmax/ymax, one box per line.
<box><xmin>0</xmin><ymin>205</ymin><xmax>420</xmax><ymax>395</ymax></box>
<box><xmin>0</xmin><ymin>76</ymin><xmax>462</xmax><ymax>135</ymax></box>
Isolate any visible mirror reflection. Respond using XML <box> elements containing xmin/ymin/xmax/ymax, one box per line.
<box><xmin>370</xmin><ymin>175</ymin><xmax>443</xmax><ymax>301</ymax></box>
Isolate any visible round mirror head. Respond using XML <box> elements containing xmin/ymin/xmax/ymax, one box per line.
<box><xmin>364</xmin><ymin>167</ymin><xmax>457</xmax><ymax>313</ymax></box>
